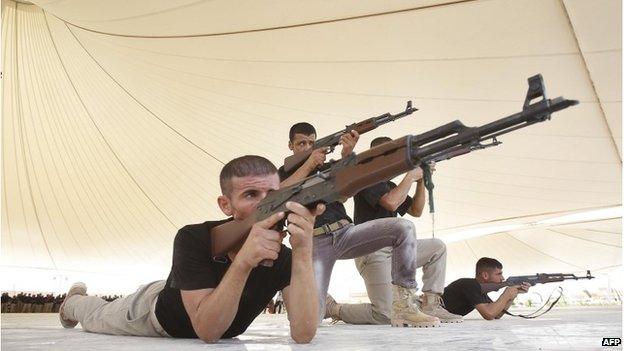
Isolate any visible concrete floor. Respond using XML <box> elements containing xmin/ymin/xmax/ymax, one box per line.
<box><xmin>1</xmin><ymin>306</ymin><xmax>622</xmax><ymax>351</ymax></box>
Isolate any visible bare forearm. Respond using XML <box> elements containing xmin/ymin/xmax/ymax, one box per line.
<box><xmin>286</xmin><ymin>249</ymin><xmax>318</xmax><ymax>342</ymax></box>
<box><xmin>280</xmin><ymin>164</ymin><xmax>314</xmax><ymax>188</ymax></box>
<box><xmin>380</xmin><ymin>176</ymin><xmax>413</xmax><ymax>211</ymax></box>
<box><xmin>486</xmin><ymin>293</ymin><xmax>515</xmax><ymax>320</ymax></box>
<box><xmin>491</xmin><ymin>295</ymin><xmax>512</xmax><ymax>315</ymax></box>
<box><xmin>194</xmin><ymin>261</ymin><xmax>251</xmax><ymax>341</ymax></box>
<box><xmin>495</xmin><ymin>299</ymin><xmax>514</xmax><ymax>319</ymax></box>
<box><xmin>407</xmin><ymin>180</ymin><xmax>426</xmax><ymax>217</ymax></box>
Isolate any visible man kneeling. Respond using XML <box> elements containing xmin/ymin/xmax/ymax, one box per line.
<box><xmin>59</xmin><ymin>156</ymin><xmax>323</xmax><ymax>343</ymax></box>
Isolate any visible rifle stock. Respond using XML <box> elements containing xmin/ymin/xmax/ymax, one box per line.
<box><xmin>210</xmin><ymin>215</ymin><xmax>257</xmax><ymax>262</ymax></box>
<box><xmin>211</xmin><ymin>74</ymin><xmax>578</xmax><ymax>262</ymax></box>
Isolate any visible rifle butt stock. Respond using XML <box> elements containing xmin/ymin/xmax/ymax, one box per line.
<box><xmin>210</xmin><ymin>216</ymin><xmax>255</xmax><ymax>261</ymax></box>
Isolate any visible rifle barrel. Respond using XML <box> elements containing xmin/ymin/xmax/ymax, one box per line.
<box><xmin>411</xmin><ymin>97</ymin><xmax>578</xmax><ymax>164</ymax></box>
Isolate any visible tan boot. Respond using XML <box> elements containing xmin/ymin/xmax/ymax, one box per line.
<box><xmin>59</xmin><ymin>282</ymin><xmax>87</xmax><ymax>329</ymax></box>
<box><xmin>391</xmin><ymin>285</ymin><xmax>441</xmax><ymax>328</ymax></box>
<box><xmin>421</xmin><ymin>292</ymin><xmax>463</xmax><ymax>323</ymax></box>
<box><xmin>324</xmin><ymin>294</ymin><xmax>341</xmax><ymax>321</ymax></box>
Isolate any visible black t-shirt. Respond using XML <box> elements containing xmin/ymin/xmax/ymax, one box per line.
<box><xmin>353</xmin><ymin>181</ymin><xmax>413</xmax><ymax>225</ymax></box>
<box><xmin>441</xmin><ymin>278</ymin><xmax>492</xmax><ymax>316</ymax></box>
<box><xmin>278</xmin><ymin>165</ymin><xmax>352</xmax><ymax>228</ymax></box>
<box><xmin>155</xmin><ymin>219</ymin><xmax>292</xmax><ymax>338</ymax></box>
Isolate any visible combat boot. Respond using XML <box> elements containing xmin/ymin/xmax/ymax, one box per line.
<box><xmin>324</xmin><ymin>294</ymin><xmax>342</xmax><ymax>321</ymax></box>
<box><xmin>421</xmin><ymin>292</ymin><xmax>463</xmax><ymax>323</ymax></box>
<box><xmin>59</xmin><ymin>282</ymin><xmax>87</xmax><ymax>328</ymax></box>
<box><xmin>391</xmin><ymin>285</ymin><xmax>440</xmax><ymax>328</ymax></box>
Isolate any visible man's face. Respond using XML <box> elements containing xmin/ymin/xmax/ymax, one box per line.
<box><xmin>482</xmin><ymin>268</ymin><xmax>505</xmax><ymax>283</ymax></box>
<box><xmin>288</xmin><ymin>133</ymin><xmax>316</xmax><ymax>154</ymax></box>
<box><xmin>217</xmin><ymin>173</ymin><xmax>280</xmax><ymax>220</ymax></box>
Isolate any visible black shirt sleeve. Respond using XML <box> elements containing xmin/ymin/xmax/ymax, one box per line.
<box><xmin>359</xmin><ymin>182</ymin><xmax>393</xmax><ymax>208</ymax></box>
<box><xmin>362</xmin><ymin>181</ymin><xmax>414</xmax><ymax>216</ymax></box>
<box><xmin>396</xmin><ymin>194</ymin><xmax>414</xmax><ymax>216</ymax></box>
<box><xmin>170</xmin><ymin>227</ymin><xmax>220</xmax><ymax>290</ymax></box>
<box><xmin>442</xmin><ymin>278</ymin><xmax>492</xmax><ymax>316</ymax></box>
<box><xmin>273</xmin><ymin>246</ymin><xmax>292</xmax><ymax>291</ymax></box>
<box><xmin>463</xmin><ymin>279</ymin><xmax>491</xmax><ymax>307</ymax></box>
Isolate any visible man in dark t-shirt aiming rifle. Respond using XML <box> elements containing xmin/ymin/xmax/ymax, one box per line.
<box><xmin>59</xmin><ymin>155</ymin><xmax>324</xmax><ymax>343</ymax></box>
<box><xmin>442</xmin><ymin>257</ymin><xmax>530</xmax><ymax>320</ymax></box>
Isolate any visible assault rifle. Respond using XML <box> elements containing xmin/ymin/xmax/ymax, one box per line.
<box><xmin>282</xmin><ymin>101</ymin><xmax>417</xmax><ymax>173</ymax></box>
<box><xmin>481</xmin><ymin>270</ymin><xmax>594</xmax><ymax>319</ymax></box>
<box><xmin>211</xmin><ymin>74</ymin><xmax>578</xmax><ymax>263</ymax></box>
<box><xmin>480</xmin><ymin>271</ymin><xmax>594</xmax><ymax>294</ymax></box>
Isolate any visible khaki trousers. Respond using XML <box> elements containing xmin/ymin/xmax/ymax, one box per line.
<box><xmin>63</xmin><ymin>280</ymin><xmax>169</xmax><ymax>337</ymax></box>
<box><xmin>339</xmin><ymin>238</ymin><xmax>447</xmax><ymax>324</ymax></box>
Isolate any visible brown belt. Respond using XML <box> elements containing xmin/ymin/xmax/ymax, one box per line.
<box><xmin>312</xmin><ymin>219</ymin><xmax>351</xmax><ymax>236</ymax></box>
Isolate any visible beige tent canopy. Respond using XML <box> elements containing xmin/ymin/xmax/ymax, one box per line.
<box><xmin>1</xmin><ymin>0</ymin><xmax>621</xmax><ymax>293</ymax></box>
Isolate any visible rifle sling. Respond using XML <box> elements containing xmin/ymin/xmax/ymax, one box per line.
<box><xmin>421</xmin><ymin>163</ymin><xmax>435</xmax><ymax>237</ymax></box>
<box><xmin>503</xmin><ymin>286</ymin><xmax>563</xmax><ymax>319</ymax></box>
<box><xmin>422</xmin><ymin>163</ymin><xmax>435</xmax><ymax>213</ymax></box>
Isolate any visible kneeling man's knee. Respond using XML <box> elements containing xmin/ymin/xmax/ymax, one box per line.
<box><xmin>396</xmin><ymin>218</ymin><xmax>415</xmax><ymax>236</ymax></box>
<box><xmin>432</xmin><ymin>238</ymin><xmax>446</xmax><ymax>255</ymax></box>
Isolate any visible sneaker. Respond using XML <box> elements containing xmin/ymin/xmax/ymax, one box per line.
<box><xmin>324</xmin><ymin>294</ymin><xmax>341</xmax><ymax>321</ymax></box>
<box><xmin>59</xmin><ymin>282</ymin><xmax>87</xmax><ymax>329</ymax></box>
<box><xmin>391</xmin><ymin>285</ymin><xmax>440</xmax><ymax>328</ymax></box>
<box><xmin>421</xmin><ymin>292</ymin><xmax>463</xmax><ymax>323</ymax></box>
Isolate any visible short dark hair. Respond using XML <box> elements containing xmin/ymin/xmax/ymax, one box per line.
<box><xmin>219</xmin><ymin>155</ymin><xmax>277</xmax><ymax>195</ymax></box>
<box><xmin>371</xmin><ymin>136</ymin><xmax>392</xmax><ymax>148</ymax></box>
<box><xmin>289</xmin><ymin>122</ymin><xmax>316</xmax><ymax>142</ymax></box>
<box><xmin>475</xmin><ymin>257</ymin><xmax>503</xmax><ymax>275</ymax></box>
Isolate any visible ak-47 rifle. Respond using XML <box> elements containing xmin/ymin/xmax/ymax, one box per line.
<box><xmin>480</xmin><ymin>270</ymin><xmax>594</xmax><ymax>319</ymax></box>
<box><xmin>282</xmin><ymin>101</ymin><xmax>417</xmax><ymax>173</ymax></box>
<box><xmin>211</xmin><ymin>74</ymin><xmax>578</xmax><ymax>264</ymax></box>
<box><xmin>480</xmin><ymin>271</ymin><xmax>595</xmax><ymax>294</ymax></box>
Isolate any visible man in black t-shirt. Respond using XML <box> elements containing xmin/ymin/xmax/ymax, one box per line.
<box><xmin>328</xmin><ymin>137</ymin><xmax>461</xmax><ymax>325</ymax></box>
<box><xmin>442</xmin><ymin>257</ymin><xmax>530</xmax><ymax>320</ymax></box>
<box><xmin>59</xmin><ymin>155</ymin><xmax>323</xmax><ymax>343</ymax></box>
<box><xmin>279</xmin><ymin>123</ymin><xmax>439</xmax><ymax>328</ymax></box>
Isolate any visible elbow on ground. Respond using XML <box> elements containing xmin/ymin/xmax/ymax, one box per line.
<box><xmin>199</xmin><ymin>336</ymin><xmax>220</xmax><ymax>344</ymax></box>
<box><xmin>291</xmin><ymin>330</ymin><xmax>316</xmax><ymax>344</ymax></box>
<box><xmin>198</xmin><ymin>331</ymin><xmax>223</xmax><ymax>344</ymax></box>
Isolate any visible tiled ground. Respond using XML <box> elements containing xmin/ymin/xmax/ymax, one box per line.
<box><xmin>2</xmin><ymin>306</ymin><xmax>621</xmax><ymax>350</ymax></box>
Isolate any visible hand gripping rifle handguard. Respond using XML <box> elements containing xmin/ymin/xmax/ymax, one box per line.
<box><xmin>211</xmin><ymin>74</ymin><xmax>578</xmax><ymax>264</ymax></box>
